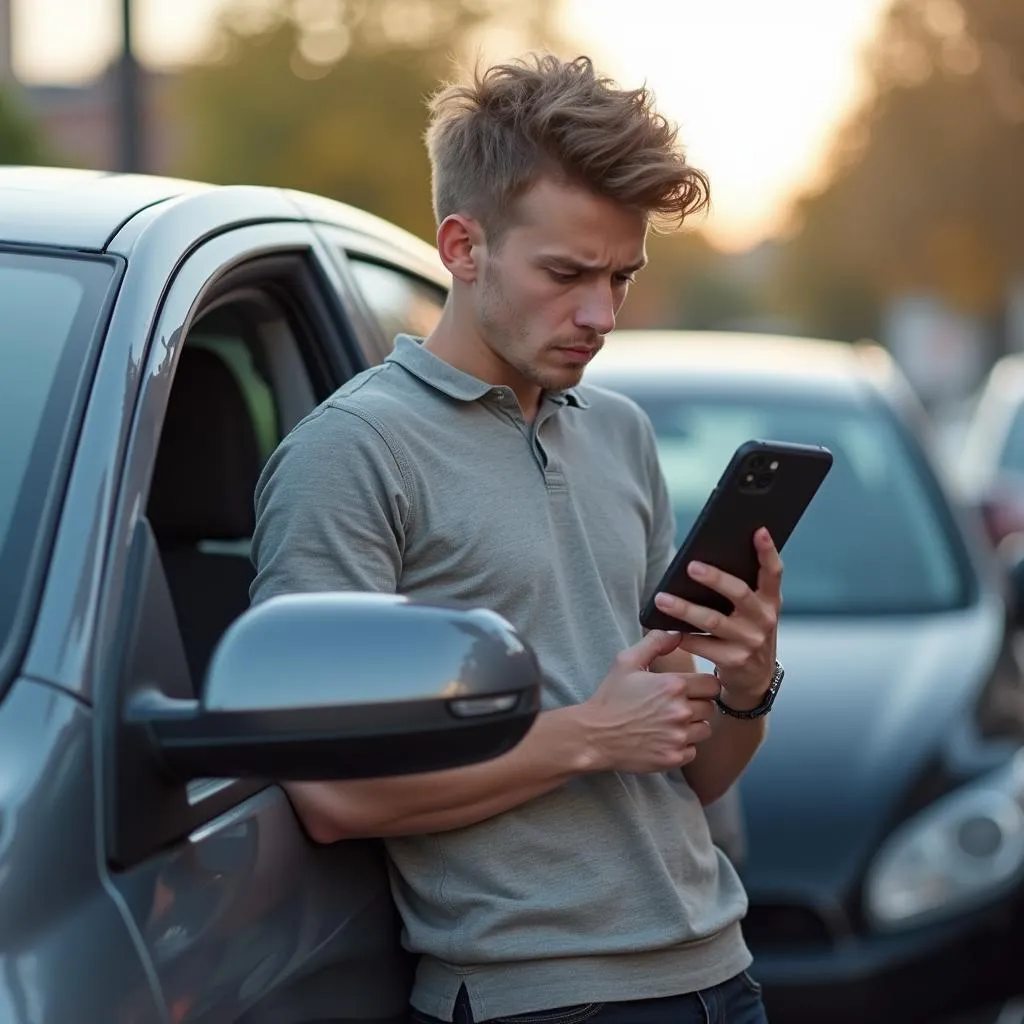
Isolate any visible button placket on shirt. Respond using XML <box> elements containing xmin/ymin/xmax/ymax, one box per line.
<box><xmin>484</xmin><ymin>388</ymin><xmax>542</xmax><ymax>469</ymax></box>
<box><xmin>533</xmin><ymin>399</ymin><xmax>567</xmax><ymax>490</ymax></box>
<box><xmin>482</xmin><ymin>388</ymin><xmax>568</xmax><ymax>487</ymax></box>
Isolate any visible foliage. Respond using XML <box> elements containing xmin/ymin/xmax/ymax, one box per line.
<box><xmin>0</xmin><ymin>88</ymin><xmax>43</xmax><ymax>166</ymax></box>
<box><xmin>776</xmin><ymin>0</ymin><xmax>1024</xmax><ymax>340</ymax></box>
<box><xmin>617</xmin><ymin>230</ymin><xmax>761</xmax><ymax>332</ymax></box>
<box><xmin>171</xmin><ymin>0</ymin><xmax>566</xmax><ymax>241</ymax></box>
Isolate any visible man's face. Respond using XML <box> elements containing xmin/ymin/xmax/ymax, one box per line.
<box><xmin>473</xmin><ymin>177</ymin><xmax>648</xmax><ymax>393</ymax></box>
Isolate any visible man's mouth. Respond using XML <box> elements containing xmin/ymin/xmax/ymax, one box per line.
<box><xmin>556</xmin><ymin>344</ymin><xmax>601</xmax><ymax>363</ymax></box>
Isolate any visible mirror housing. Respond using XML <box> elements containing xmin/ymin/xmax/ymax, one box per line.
<box><xmin>127</xmin><ymin>593</ymin><xmax>542</xmax><ymax>782</ymax></box>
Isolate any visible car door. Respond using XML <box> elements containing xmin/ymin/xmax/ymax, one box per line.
<box><xmin>95</xmin><ymin>221</ymin><xmax>411</xmax><ymax>1024</ymax></box>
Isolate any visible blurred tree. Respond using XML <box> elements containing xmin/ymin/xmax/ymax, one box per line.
<box><xmin>0</xmin><ymin>88</ymin><xmax>43</xmax><ymax>165</ymax></box>
<box><xmin>775</xmin><ymin>0</ymin><xmax>1024</xmax><ymax>340</ymax></box>
<box><xmin>171</xmin><ymin>0</ymin><xmax>567</xmax><ymax>241</ymax></box>
<box><xmin>618</xmin><ymin>229</ymin><xmax>762</xmax><ymax>331</ymax></box>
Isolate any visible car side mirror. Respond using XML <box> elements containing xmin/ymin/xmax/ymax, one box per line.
<box><xmin>126</xmin><ymin>593</ymin><xmax>541</xmax><ymax>782</ymax></box>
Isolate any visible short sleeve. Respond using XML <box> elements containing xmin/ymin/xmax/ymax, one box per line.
<box><xmin>249</xmin><ymin>403</ymin><xmax>414</xmax><ymax>606</ymax></box>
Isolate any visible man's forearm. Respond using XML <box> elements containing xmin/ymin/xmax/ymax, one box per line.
<box><xmin>286</xmin><ymin>706</ymin><xmax>596</xmax><ymax>843</ymax></box>
<box><xmin>651</xmin><ymin>646</ymin><xmax>767</xmax><ymax>805</ymax></box>
<box><xmin>679</xmin><ymin>712</ymin><xmax>766</xmax><ymax>805</ymax></box>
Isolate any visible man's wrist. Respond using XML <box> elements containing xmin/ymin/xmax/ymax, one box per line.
<box><xmin>551</xmin><ymin>703</ymin><xmax>610</xmax><ymax>774</ymax></box>
<box><xmin>714</xmin><ymin>661</ymin><xmax>784</xmax><ymax>719</ymax></box>
<box><xmin>714</xmin><ymin>665</ymin><xmax>773</xmax><ymax>709</ymax></box>
<box><xmin>716</xmin><ymin>683</ymin><xmax>771</xmax><ymax>713</ymax></box>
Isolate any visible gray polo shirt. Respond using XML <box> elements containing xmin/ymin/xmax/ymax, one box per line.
<box><xmin>250</xmin><ymin>335</ymin><xmax>750</xmax><ymax>1020</ymax></box>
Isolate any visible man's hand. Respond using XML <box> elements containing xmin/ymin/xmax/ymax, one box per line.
<box><xmin>652</xmin><ymin>526</ymin><xmax>783</xmax><ymax>711</ymax></box>
<box><xmin>580</xmin><ymin>629</ymin><xmax>722</xmax><ymax>773</ymax></box>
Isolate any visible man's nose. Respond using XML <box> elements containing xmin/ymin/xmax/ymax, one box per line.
<box><xmin>574</xmin><ymin>282</ymin><xmax>616</xmax><ymax>336</ymax></box>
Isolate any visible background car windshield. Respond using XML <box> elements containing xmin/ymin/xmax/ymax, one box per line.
<box><xmin>619</xmin><ymin>387</ymin><xmax>968</xmax><ymax>615</ymax></box>
<box><xmin>0</xmin><ymin>251</ymin><xmax>115</xmax><ymax>661</ymax></box>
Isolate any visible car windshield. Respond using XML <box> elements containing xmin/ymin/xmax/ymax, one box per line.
<box><xmin>609</xmin><ymin>385</ymin><xmax>970</xmax><ymax>616</ymax></box>
<box><xmin>0</xmin><ymin>251</ymin><xmax>116</xmax><ymax>662</ymax></box>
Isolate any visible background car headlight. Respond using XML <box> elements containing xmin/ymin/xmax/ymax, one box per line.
<box><xmin>864</xmin><ymin>751</ymin><xmax>1024</xmax><ymax>931</ymax></box>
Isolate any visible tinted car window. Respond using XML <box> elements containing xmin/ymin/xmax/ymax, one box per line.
<box><xmin>348</xmin><ymin>258</ymin><xmax>445</xmax><ymax>346</ymax></box>
<box><xmin>0</xmin><ymin>251</ymin><xmax>116</xmax><ymax>662</ymax></box>
<box><xmin>617</xmin><ymin>387</ymin><xmax>968</xmax><ymax>615</ymax></box>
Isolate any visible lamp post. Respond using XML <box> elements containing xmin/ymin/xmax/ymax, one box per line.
<box><xmin>117</xmin><ymin>0</ymin><xmax>142</xmax><ymax>172</ymax></box>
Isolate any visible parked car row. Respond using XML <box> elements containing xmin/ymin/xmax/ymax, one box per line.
<box><xmin>4</xmin><ymin>165</ymin><xmax>1024</xmax><ymax>1024</ymax></box>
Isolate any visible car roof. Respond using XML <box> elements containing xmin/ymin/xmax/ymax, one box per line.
<box><xmin>0</xmin><ymin>167</ymin><xmax>441</xmax><ymax>272</ymax></box>
<box><xmin>0</xmin><ymin>167</ymin><xmax>216</xmax><ymax>249</ymax></box>
<box><xmin>587</xmin><ymin>329</ymin><xmax>901</xmax><ymax>405</ymax></box>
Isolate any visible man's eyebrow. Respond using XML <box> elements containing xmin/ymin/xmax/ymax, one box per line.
<box><xmin>620</xmin><ymin>257</ymin><xmax>648</xmax><ymax>274</ymax></box>
<box><xmin>539</xmin><ymin>255</ymin><xmax>648</xmax><ymax>273</ymax></box>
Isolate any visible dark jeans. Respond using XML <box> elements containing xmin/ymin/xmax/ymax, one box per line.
<box><xmin>410</xmin><ymin>972</ymin><xmax>769</xmax><ymax>1024</ymax></box>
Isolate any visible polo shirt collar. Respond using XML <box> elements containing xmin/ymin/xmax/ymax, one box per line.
<box><xmin>387</xmin><ymin>335</ymin><xmax>589</xmax><ymax>409</ymax></box>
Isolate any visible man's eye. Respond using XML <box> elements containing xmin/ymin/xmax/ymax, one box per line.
<box><xmin>547</xmin><ymin>269</ymin><xmax>578</xmax><ymax>283</ymax></box>
<box><xmin>614</xmin><ymin>274</ymin><xmax>636</xmax><ymax>286</ymax></box>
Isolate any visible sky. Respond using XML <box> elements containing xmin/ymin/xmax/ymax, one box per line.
<box><xmin>10</xmin><ymin>0</ymin><xmax>892</xmax><ymax>251</ymax></box>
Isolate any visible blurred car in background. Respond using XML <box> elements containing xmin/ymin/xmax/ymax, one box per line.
<box><xmin>955</xmin><ymin>354</ymin><xmax>1024</xmax><ymax>551</ymax></box>
<box><xmin>589</xmin><ymin>331</ymin><xmax>1024</xmax><ymax>1024</ymax></box>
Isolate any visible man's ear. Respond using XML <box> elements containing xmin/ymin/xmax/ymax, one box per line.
<box><xmin>437</xmin><ymin>214</ymin><xmax>485</xmax><ymax>284</ymax></box>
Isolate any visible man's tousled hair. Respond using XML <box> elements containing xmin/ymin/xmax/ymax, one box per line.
<box><xmin>425</xmin><ymin>53</ymin><xmax>710</xmax><ymax>240</ymax></box>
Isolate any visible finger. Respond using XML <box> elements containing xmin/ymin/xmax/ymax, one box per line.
<box><xmin>677</xmin><ymin>745</ymin><xmax>698</xmax><ymax>766</ymax></box>
<box><xmin>684</xmin><ymin>559</ymin><xmax>760</xmax><ymax>614</ymax></box>
<box><xmin>681</xmin><ymin>673</ymin><xmax>722</xmax><ymax>701</ymax></box>
<box><xmin>617</xmin><ymin>629</ymin><xmax>683</xmax><ymax>672</ymax></box>
<box><xmin>682</xmin><ymin>719</ymin><xmax>714</xmax><ymax>746</ymax></box>
<box><xmin>686</xmin><ymin>698</ymin><xmax>718</xmax><ymax>723</ymax></box>
<box><xmin>675</xmin><ymin>634</ymin><xmax>745</xmax><ymax>667</ymax></box>
<box><xmin>755</xmin><ymin>526</ymin><xmax>784</xmax><ymax>602</ymax></box>
<box><xmin>654</xmin><ymin>591</ymin><xmax>747</xmax><ymax>640</ymax></box>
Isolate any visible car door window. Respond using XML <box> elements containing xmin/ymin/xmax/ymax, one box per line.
<box><xmin>347</xmin><ymin>257</ymin><xmax>446</xmax><ymax>348</ymax></box>
<box><xmin>146</xmin><ymin>302</ymin><xmax>287</xmax><ymax>690</ymax></box>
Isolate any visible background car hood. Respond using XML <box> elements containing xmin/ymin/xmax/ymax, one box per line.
<box><xmin>735</xmin><ymin>597</ymin><xmax>1007</xmax><ymax>902</ymax></box>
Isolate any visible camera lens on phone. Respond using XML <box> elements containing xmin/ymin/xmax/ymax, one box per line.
<box><xmin>755</xmin><ymin>472</ymin><xmax>773</xmax><ymax>488</ymax></box>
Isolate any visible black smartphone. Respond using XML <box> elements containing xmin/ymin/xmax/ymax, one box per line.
<box><xmin>640</xmin><ymin>439</ymin><xmax>834</xmax><ymax>633</ymax></box>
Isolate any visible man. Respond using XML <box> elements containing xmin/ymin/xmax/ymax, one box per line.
<box><xmin>250</xmin><ymin>54</ymin><xmax>782</xmax><ymax>1024</ymax></box>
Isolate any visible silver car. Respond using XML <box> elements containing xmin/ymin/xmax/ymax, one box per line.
<box><xmin>0</xmin><ymin>167</ymin><xmax>542</xmax><ymax>1024</ymax></box>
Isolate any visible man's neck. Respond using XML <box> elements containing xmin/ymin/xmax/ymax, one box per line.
<box><xmin>423</xmin><ymin>314</ymin><xmax>543</xmax><ymax>422</ymax></box>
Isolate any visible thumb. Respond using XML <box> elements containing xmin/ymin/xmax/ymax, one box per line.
<box><xmin>621</xmin><ymin>629</ymin><xmax>682</xmax><ymax>671</ymax></box>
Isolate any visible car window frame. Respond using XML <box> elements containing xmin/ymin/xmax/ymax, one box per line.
<box><xmin>311</xmin><ymin>224</ymin><xmax>449</xmax><ymax>364</ymax></box>
<box><xmin>90</xmin><ymin>224</ymin><xmax>364</xmax><ymax>866</ymax></box>
<box><xmin>344</xmin><ymin>254</ymin><xmax>448</xmax><ymax>351</ymax></box>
